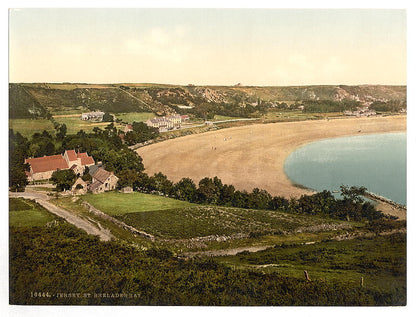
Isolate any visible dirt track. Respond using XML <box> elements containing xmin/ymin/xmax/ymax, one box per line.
<box><xmin>137</xmin><ymin>116</ymin><xmax>406</xmax><ymax>199</ymax></box>
<box><xmin>9</xmin><ymin>191</ymin><xmax>114</xmax><ymax>241</ymax></box>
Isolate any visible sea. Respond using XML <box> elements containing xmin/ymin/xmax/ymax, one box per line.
<box><xmin>284</xmin><ymin>132</ymin><xmax>406</xmax><ymax>205</ymax></box>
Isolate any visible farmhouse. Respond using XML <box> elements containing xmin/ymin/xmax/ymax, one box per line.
<box><xmin>25</xmin><ymin>150</ymin><xmax>95</xmax><ymax>181</ymax></box>
<box><xmin>81</xmin><ymin>111</ymin><xmax>105</xmax><ymax>121</ymax></box>
<box><xmin>88</xmin><ymin>167</ymin><xmax>119</xmax><ymax>193</ymax></box>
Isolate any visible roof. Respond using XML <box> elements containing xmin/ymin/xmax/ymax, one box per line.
<box><xmin>77</xmin><ymin>152</ymin><xmax>88</xmax><ymax>158</ymax></box>
<box><xmin>66</xmin><ymin>150</ymin><xmax>77</xmax><ymax>161</ymax></box>
<box><xmin>88</xmin><ymin>165</ymin><xmax>101</xmax><ymax>176</ymax></box>
<box><xmin>88</xmin><ymin>181</ymin><xmax>103</xmax><ymax>191</ymax></box>
<box><xmin>91</xmin><ymin>167</ymin><xmax>113</xmax><ymax>183</ymax></box>
<box><xmin>80</xmin><ymin>156</ymin><xmax>95</xmax><ymax>165</ymax></box>
<box><xmin>25</xmin><ymin>155</ymin><xmax>68</xmax><ymax>174</ymax></box>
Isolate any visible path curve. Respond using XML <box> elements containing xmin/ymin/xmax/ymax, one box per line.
<box><xmin>9</xmin><ymin>191</ymin><xmax>114</xmax><ymax>241</ymax></box>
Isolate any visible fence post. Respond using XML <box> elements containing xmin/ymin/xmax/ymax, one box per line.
<box><xmin>304</xmin><ymin>270</ymin><xmax>310</xmax><ymax>281</ymax></box>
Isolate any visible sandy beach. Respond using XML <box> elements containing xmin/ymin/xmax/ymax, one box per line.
<box><xmin>137</xmin><ymin>115</ymin><xmax>406</xmax><ymax>202</ymax></box>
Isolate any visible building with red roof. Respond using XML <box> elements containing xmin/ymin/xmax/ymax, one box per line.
<box><xmin>25</xmin><ymin>150</ymin><xmax>95</xmax><ymax>181</ymax></box>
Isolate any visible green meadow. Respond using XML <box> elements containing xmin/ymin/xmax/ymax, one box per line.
<box><xmin>115</xmin><ymin>112</ymin><xmax>155</xmax><ymax>123</ymax></box>
<box><xmin>9</xmin><ymin>119</ymin><xmax>55</xmax><ymax>138</ymax></box>
<box><xmin>53</xmin><ymin>116</ymin><xmax>123</xmax><ymax>134</ymax></box>
<box><xmin>82</xmin><ymin>191</ymin><xmax>194</xmax><ymax>216</ymax></box>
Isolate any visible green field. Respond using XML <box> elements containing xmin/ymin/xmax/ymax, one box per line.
<box><xmin>218</xmin><ymin>233</ymin><xmax>406</xmax><ymax>292</ymax></box>
<box><xmin>115</xmin><ymin>112</ymin><xmax>155</xmax><ymax>123</ymax></box>
<box><xmin>82</xmin><ymin>192</ymin><xmax>194</xmax><ymax>216</ymax></box>
<box><xmin>115</xmin><ymin>205</ymin><xmax>347</xmax><ymax>239</ymax></box>
<box><xmin>53</xmin><ymin>116</ymin><xmax>123</xmax><ymax>134</ymax></box>
<box><xmin>9</xmin><ymin>119</ymin><xmax>55</xmax><ymax>137</ymax></box>
<box><xmin>9</xmin><ymin>198</ymin><xmax>58</xmax><ymax>227</ymax></box>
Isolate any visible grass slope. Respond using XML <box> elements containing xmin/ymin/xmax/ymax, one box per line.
<box><xmin>218</xmin><ymin>233</ymin><xmax>406</xmax><ymax>293</ymax></box>
<box><xmin>9</xmin><ymin>119</ymin><xmax>55</xmax><ymax>138</ymax></box>
<box><xmin>82</xmin><ymin>192</ymin><xmax>194</xmax><ymax>216</ymax></box>
<box><xmin>81</xmin><ymin>192</ymin><xmax>350</xmax><ymax>240</ymax></box>
<box><xmin>115</xmin><ymin>112</ymin><xmax>155</xmax><ymax>123</ymax></box>
<box><xmin>9</xmin><ymin>198</ymin><xmax>58</xmax><ymax>227</ymax></box>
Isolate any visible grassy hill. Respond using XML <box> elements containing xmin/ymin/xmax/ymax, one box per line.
<box><xmin>9</xmin><ymin>83</ymin><xmax>407</xmax><ymax>119</ymax></box>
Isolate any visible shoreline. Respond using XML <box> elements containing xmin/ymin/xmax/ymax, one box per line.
<box><xmin>137</xmin><ymin>115</ymin><xmax>406</xmax><ymax>203</ymax></box>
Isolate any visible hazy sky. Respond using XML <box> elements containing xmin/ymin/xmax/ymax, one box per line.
<box><xmin>9</xmin><ymin>8</ymin><xmax>406</xmax><ymax>85</ymax></box>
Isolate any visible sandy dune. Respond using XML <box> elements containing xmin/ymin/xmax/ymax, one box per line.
<box><xmin>137</xmin><ymin>116</ymin><xmax>406</xmax><ymax>199</ymax></box>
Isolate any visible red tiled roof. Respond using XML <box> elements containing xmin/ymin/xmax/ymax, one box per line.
<box><xmin>77</xmin><ymin>152</ymin><xmax>88</xmax><ymax>158</ymax></box>
<box><xmin>81</xmin><ymin>156</ymin><xmax>95</xmax><ymax>165</ymax></box>
<box><xmin>66</xmin><ymin>150</ymin><xmax>77</xmax><ymax>161</ymax></box>
<box><xmin>26</xmin><ymin>155</ymin><xmax>68</xmax><ymax>173</ymax></box>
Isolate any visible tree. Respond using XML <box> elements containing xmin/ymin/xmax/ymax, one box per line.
<box><xmin>152</xmin><ymin>172</ymin><xmax>174</xmax><ymax>196</ymax></box>
<box><xmin>198</xmin><ymin>177</ymin><xmax>222</xmax><ymax>204</ymax></box>
<box><xmin>247</xmin><ymin>188</ymin><xmax>272</xmax><ymax>210</ymax></box>
<box><xmin>340</xmin><ymin>185</ymin><xmax>366</xmax><ymax>204</ymax></box>
<box><xmin>51</xmin><ymin>169</ymin><xmax>77</xmax><ymax>191</ymax></box>
<box><xmin>268</xmin><ymin>196</ymin><xmax>289</xmax><ymax>211</ymax></box>
<box><xmin>55</xmin><ymin>123</ymin><xmax>67</xmax><ymax>140</ymax></box>
<box><xmin>9</xmin><ymin>130</ymin><xmax>29</xmax><ymax>192</ymax></box>
<box><xmin>174</xmin><ymin>178</ymin><xmax>198</xmax><ymax>202</ymax></box>
<box><xmin>102</xmin><ymin>112</ymin><xmax>114</xmax><ymax>122</ymax></box>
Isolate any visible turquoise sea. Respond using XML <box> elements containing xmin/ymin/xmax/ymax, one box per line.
<box><xmin>284</xmin><ymin>132</ymin><xmax>406</xmax><ymax>205</ymax></box>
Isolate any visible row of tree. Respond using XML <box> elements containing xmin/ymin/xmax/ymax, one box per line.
<box><xmin>117</xmin><ymin>170</ymin><xmax>384</xmax><ymax>222</ymax></box>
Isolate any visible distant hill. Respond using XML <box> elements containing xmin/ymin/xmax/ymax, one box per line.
<box><xmin>9</xmin><ymin>83</ymin><xmax>406</xmax><ymax>119</ymax></box>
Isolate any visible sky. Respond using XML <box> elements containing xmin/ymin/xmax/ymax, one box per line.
<box><xmin>9</xmin><ymin>8</ymin><xmax>407</xmax><ymax>85</ymax></box>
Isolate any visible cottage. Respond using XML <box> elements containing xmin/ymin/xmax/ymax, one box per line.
<box><xmin>88</xmin><ymin>167</ymin><xmax>119</xmax><ymax>193</ymax></box>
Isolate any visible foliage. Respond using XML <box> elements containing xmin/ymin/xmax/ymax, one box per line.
<box><xmin>226</xmin><ymin>234</ymin><xmax>406</xmax><ymax>295</ymax></box>
<box><xmin>123</xmin><ymin>122</ymin><xmax>159</xmax><ymax>146</ymax></box>
<box><xmin>9</xmin><ymin>224</ymin><xmax>405</xmax><ymax>305</ymax></box>
<box><xmin>9</xmin><ymin>130</ymin><xmax>29</xmax><ymax>192</ymax></box>
<box><xmin>102</xmin><ymin>112</ymin><xmax>114</xmax><ymax>122</ymax></box>
<box><xmin>301</xmin><ymin>100</ymin><xmax>361</xmax><ymax>113</ymax></box>
<box><xmin>55</xmin><ymin>123</ymin><xmax>67</xmax><ymax>140</ymax></box>
<box><xmin>51</xmin><ymin>169</ymin><xmax>77</xmax><ymax>191</ymax></box>
<box><xmin>369</xmin><ymin>100</ymin><xmax>404</xmax><ymax>112</ymax></box>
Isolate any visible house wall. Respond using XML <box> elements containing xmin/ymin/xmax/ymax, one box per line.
<box><xmin>31</xmin><ymin>170</ymin><xmax>55</xmax><ymax>181</ymax></box>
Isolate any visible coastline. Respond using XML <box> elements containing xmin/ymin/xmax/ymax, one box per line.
<box><xmin>137</xmin><ymin>115</ymin><xmax>406</xmax><ymax>202</ymax></box>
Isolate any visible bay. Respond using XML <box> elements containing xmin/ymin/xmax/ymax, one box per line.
<box><xmin>284</xmin><ymin>132</ymin><xmax>406</xmax><ymax>205</ymax></box>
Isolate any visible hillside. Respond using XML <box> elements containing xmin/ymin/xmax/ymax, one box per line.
<box><xmin>9</xmin><ymin>83</ymin><xmax>406</xmax><ymax>119</ymax></box>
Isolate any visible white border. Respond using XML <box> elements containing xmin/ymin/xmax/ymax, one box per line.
<box><xmin>2</xmin><ymin>1</ymin><xmax>415</xmax><ymax>317</ymax></box>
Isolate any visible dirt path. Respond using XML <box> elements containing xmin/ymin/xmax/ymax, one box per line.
<box><xmin>137</xmin><ymin>115</ymin><xmax>406</xmax><ymax>199</ymax></box>
<box><xmin>183</xmin><ymin>245</ymin><xmax>274</xmax><ymax>258</ymax></box>
<box><xmin>9</xmin><ymin>191</ymin><xmax>114</xmax><ymax>241</ymax></box>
